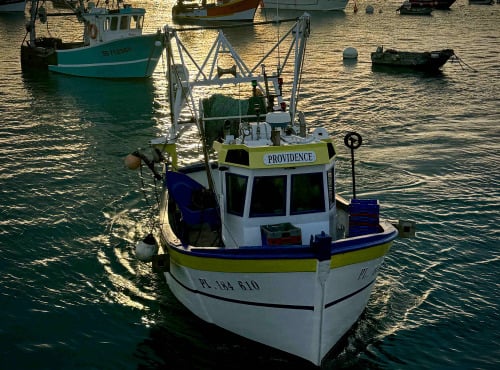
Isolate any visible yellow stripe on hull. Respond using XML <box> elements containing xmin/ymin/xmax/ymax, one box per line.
<box><xmin>167</xmin><ymin>241</ymin><xmax>393</xmax><ymax>273</ymax></box>
<box><xmin>168</xmin><ymin>247</ymin><xmax>317</xmax><ymax>273</ymax></box>
<box><xmin>331</xmin><ymin>242</ymin><xmax>392</xmax><ymax>268</ymax></box>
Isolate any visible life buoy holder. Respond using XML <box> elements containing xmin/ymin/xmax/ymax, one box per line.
<box><xmin>88</xmin><ymin>23</ymin><xmax>98</xmax><ymax>39</ymax></box>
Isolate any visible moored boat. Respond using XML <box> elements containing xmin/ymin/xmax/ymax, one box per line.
<box><xmin>408</xmin><ymin>0</ymin><xmax>456</xmax><ymax>9</ymax></box>
<box><xmin>172</xmin><ymin>0</ymin><xmax>261</xmax><ymax>22</ymax></box>
<box><xmin>20</xmin><ymin>1</ymin><xmax>164</xmax><ymax>78</ymax></box>
<box><xmin>397</xmin><ymin>0</ymin><xmax>433</xmax><ymax>14</ymax></box>
<box><xmin>0</xmin><ymin>0</ymin><xmax>25</xmax><ymax>12</ymax></box>
<box><xmin>261</xmin><ymin>0</ymin><xmax>349</xmax><ymax>11</ymax></box>
<box><xmin>371</xmin><ymin>46</ymin><xmax>455</xmax><ymax>71</ymax></box>
<box><xmin>126</xmin><ymin>14</ymin><xmax>413</xmax><ymax>366</ymax></box>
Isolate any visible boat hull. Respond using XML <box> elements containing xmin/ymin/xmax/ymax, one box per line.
<box><xmin>371</xmin><ymin>49</ymin><xmax>455</xmax><ymax>71</ymax></box>
<box><xmin>409</xmin><ymin>0</ymin><xmax>456</xmax><ymax>9</ymax></box>
<box><xmin>21</xmin><ymin>34</ymin><xmax>163</xmax><ymax>79</ymax></box>
<box><xmin>160</xmin><ymin>205</ymin><xmax>397</xmax><ymax>365</ymax></box>
<box><xmin>0</xmin><ymin>0</ymin><xmax>25</xmax><ymax>12</ymax></box>
<box><xmin>398</xmin><ymin>7</ymin><xmax>433</xmax><ymax>15</ymax></box>
<box><xmin>261</xmin><ymin>0</ymin><xmax>349</xmax><ymax>11</ymax></box>
<box><xmin>172</xmin><ymin>0</ymin><xmax>260</xmax><ymax>22</ymax></box>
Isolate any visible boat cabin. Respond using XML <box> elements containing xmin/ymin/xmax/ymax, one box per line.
<box><xmin>211</xmin><ymin>117</ymin><xmax>338</xmax><ymax>249</ymax></box>
<box><xmin>83</xmin><ymin>3</ymin><xmax>145</xmax><ymax>46</ymax></box>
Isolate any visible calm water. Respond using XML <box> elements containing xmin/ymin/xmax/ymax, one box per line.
<box><xmin>1</xmin><ymin>1</ymin><xmax>499</xmax><ymax>369</ymax></box>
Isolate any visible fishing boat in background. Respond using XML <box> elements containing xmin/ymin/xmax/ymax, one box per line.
<box><xmin>0</xmin><ymin>0</ymin><xmax>25</xmax><ymax>12</ymax></box>
<box><xmin>371</xmin><ymin>46</ymin><xmax>455</xmax><ymax>71</ymax></box>
<box><xmin>261</xmin><ymin>0</ymin><xmax>349</xmax><ymax>11</ymax></box>
<box><xmin>126</xmin><ymin>14</ymin><xmax>413</xmax><ymax>366</ymax></box>
<box><xmin>172</xmin><ymin>0</ymin><xmax>260</xmax><ymax>22</ymax></box>
<box><xmin>21</xmin><ymin>0</ymin><xmax>164</xmax><ymax>78</ymax></box>
<box><xmin>397</xmin><ymin>0</ymin><xmax>433</xmax><ymax>14</ymax></box>
<box><xmin>408</xmin><ymin>0</ymin><xmax>456</xmax><ymax>9</ymax></box>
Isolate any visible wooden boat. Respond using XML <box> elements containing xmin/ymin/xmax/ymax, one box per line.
<box><xmin>261</xmin><ymin>0</ymin><xmax>349</xmax><ymax>11</ymax></box>
<box><xmin>371</xmin><ymin>46</ymin><xmax>454</xmax><ymax>71</ymax></box>
<box><xmin>21</xmin><ymin>1</ymin><xmax>164</xmax><ymax>78</ymax></box>
<box><xmin>0</xmin><ymin>0</ymin><xmax>25</xmax><ymax>12</ymax></box>
<box><xmin>127</xmin><ymin>14</ymin><xmax>413</xmax><ymax>366</ymax></box>
<box><xmin>172</xmin><ymin>0</ymin><xmax>260</xmax><ymax>22</ymax></box>
<box><xmin>408</xmin><ymin>0</ymin><xmax>456</xmax><ymax>9</ymax></box>
<box><xmin>397</xmin><ymin>0</ymin><xmax>433</xmax><ymax>14</ymax></box>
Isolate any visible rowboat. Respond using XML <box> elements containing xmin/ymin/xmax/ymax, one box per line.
<box><xmin>21</xmin><ymin>1</ymin><xmax>164</xmax><ymax>78</ymax></box>
<box><xmin>371</xmin><ymin>46</ymin><xmax>455</xmax><ymax>71</ymax></box>
<box><xmin>172</xmin><ymin>0</ymin><xmax>260</xmax><ymax>22</ymax></box>
<box><xmin>127</xmin><ymin>14</ymin><xmax>413</xmax><ymax>366</ymax></box>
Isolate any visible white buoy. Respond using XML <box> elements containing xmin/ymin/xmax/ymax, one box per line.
<box><xmin>135</xmin><ymin>233</ymin><xmax>159</xmax><ymax>262</ymax></box>
<box><xmin>343</xmin><ymin>47</ymin><xmax>358</xmax><ymax>60</ymax></box>
<box><xmin>366</xmin><ymin>5</ymin><xmax>374</xmax><ymax>14</ymax></box>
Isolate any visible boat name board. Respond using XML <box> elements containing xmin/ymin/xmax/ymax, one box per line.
<box><xmin>102</xmin><ymin>47</ymin><xmax>132</xmax><ymax>57</ymax></box>
<box><xmin>263</xmin><ymin>151</ymin><xmax>316</xmax><ymax>166</ymax></box>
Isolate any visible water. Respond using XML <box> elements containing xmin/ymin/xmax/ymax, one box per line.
<box><xmin>1</xmin><ymin>1</ymin><xmax>499</xmax><ymax>369</ymax></box>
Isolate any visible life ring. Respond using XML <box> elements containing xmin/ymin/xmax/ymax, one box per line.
<box><xmin>88</xmin><ymin>24</ymin><xmax>98</xmax><ymax>39</ymax></box>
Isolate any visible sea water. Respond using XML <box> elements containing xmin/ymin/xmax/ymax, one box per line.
<box><xmin>1</xmin><ymin>1</ymin><xmax>498</xmax><ymax>369</ymax></box>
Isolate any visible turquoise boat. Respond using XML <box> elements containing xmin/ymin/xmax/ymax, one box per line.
<box><xmin>21</xmin><ymin>1</ymin><xmax>164</xmax><ymax>79</ymax></box>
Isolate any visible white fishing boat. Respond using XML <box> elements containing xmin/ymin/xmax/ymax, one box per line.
<box><xmin>261</xmin><ymin>0</ymin><xmax>349</xmax><ymax>11</ymax></box>
<box><xmin>126</xmin><ymin>14</ymin><xmax>413</xmax><ymax>366</ymax></box>
<box><xmin>21</xmin><ymin>0</ymin><xmax>164</xmax><ymax>78</ymax></box>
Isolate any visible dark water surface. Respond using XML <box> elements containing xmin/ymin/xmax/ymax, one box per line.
<box><xmin>1</xmin><ymin>1</ymin><xmax>499</xmax><ymax>369</ymax></box>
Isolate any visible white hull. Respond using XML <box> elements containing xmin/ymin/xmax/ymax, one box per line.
<box><xmin>161</xmin><ymin>213</ymin><xmax>395</xmax><ymax>365</ymax></box>
<box><xmin>262</xmin><ymin>0</ymin><xmax>349</xmax><ymax>11</ymax></box>
<box><xmin>164</xmin><ymin>252</ymin><xmax>387</xmax><ymax>364</ymax></box>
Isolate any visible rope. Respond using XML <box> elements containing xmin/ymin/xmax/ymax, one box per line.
<box><xmin>450</xmin><ymin>54</ymin><xmax>477</xmax><ymax>72</ymax></box>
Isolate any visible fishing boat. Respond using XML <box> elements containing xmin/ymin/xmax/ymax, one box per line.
<box><xmin>126</xmin><ymin>14</ymin><xmax>412</xmax><ymax>366</ymax></box>
<box><xmin>20</xmin><ymin>0</ymin><xmax>164</xmax><ymax>79</ymax></box>
<box><xmin>260</xmin><ymin>0</ymin><xmax>349</xmax><ymax>11</ymax></box>
<box><xmin>397</xmin><ymin>0</ymin><xmax>433</xmax><ymax>14</ymax></box>
<box><xmin>172</xmin><ymin>0</ymin><xmax>261</xmax><ymax>22</ymax></box>
<box><xmin>0</xmin><ymin>0</ymin><xmax>25</xmax><ymax>12</ymax></box>
<box><xmin>371</xmin><ymin>46</ymin><xmax>455</xmax><ymax>71</ymax></box>
<box><xmin>408</xmin><ymin>0</ymin><xmax>456</xmax><ymax>9</ymax></box>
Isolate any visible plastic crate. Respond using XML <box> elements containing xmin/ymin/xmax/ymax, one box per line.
<box><xmin>349</xmin><ymin>199</ymin><xmax>380</xmax><ymax>237</ymax></box>
<box><xmin>261</xmin><ymin>222</ymin><xmax>302</xmax><ymax>246</ymax></box>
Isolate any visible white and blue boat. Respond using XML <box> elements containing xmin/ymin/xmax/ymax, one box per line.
<box><xmin>127</xmin><ymin>14</ymin><xmax>413</xmax><ymax>366</ymax></box>
<box><xmin>21</xmin><ymin>1</ymin><xmax>164</xmax><ymax>79</ymax></box>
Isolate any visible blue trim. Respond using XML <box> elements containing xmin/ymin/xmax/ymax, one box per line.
<box><xmin>170</xmin><ymin>273</ymin><xmax>375</xmax><ymax>311</ymax></box>
<box><xmin>324</xmin><ymin>279</ymin><xmax>375</xmax><ymax>309</ymax></box>
<box><xmin>169</xmin><ymin>228</ymin><xmax>397</xmax><ymax>261</ymax></box>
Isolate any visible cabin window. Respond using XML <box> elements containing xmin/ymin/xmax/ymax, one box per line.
<box><xmin>327</xmin><ymin>169</ymin><xmax>335</xmax><ymax>208</ymax></box>
<box><xmin>131</xmin><ymin>15</ymin><xmax>143</xmax><ymax>29</ymax></box>
<box><xmin>290</xmin><ymin>173</ymin><xmax>325</xmax><ymax>214</ymax></box>
<box><xmin>249</xmin><ymin>176</ymin><xmax>286</xmax><ymax>217</ymax></box>
<box><xmin>226</xmin><ymin>173</ymin><xmax>247</xmax><ymax>217</ymax></box>
<box><xmin>120</xmin><ymin>16</ymin><xmax>129</xmax><ymax>30</ymax></box>
<box><xmin>109</xmin><ymin>17</ymin><xmax>118</xmax><ymax>31</ymax></box>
